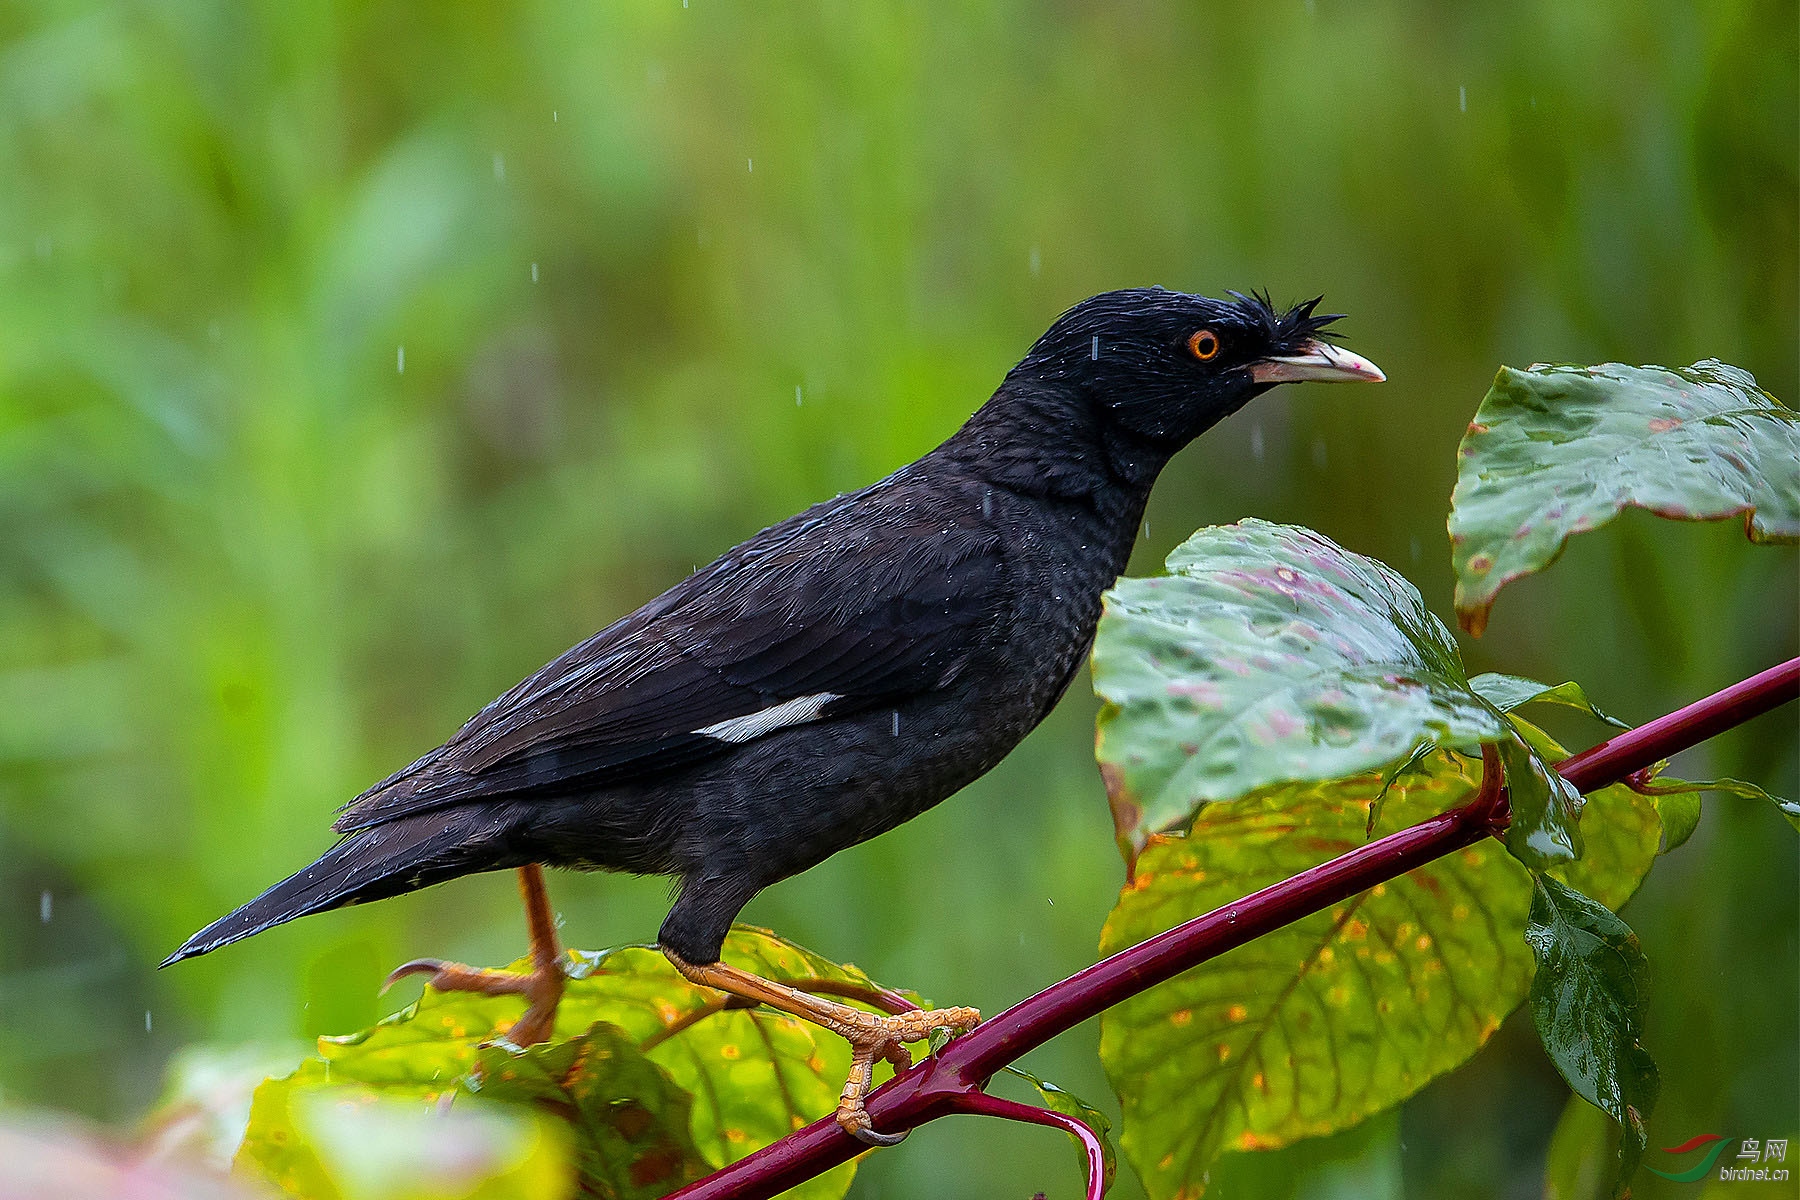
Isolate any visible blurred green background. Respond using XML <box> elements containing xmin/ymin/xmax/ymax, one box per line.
<box><xmin>0</xmin><ymin>1</ymin><xmax>1794</xmax><ymax>1197</ymax></box>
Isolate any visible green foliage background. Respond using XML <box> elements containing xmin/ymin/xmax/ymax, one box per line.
<box><xmin>0</xmin><ymin>2</ymin><xmax>1793</xmax><ymax>1197</ymax></box>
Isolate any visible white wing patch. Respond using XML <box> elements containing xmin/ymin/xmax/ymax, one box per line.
<box><xmin>695</xmin><ymin>693</ymin><xmax>841</xmax><ymax>744</ymax></box>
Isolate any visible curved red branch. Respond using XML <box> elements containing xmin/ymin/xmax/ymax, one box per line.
<box><xmin>949</xmin><ymin>1091</ymin><xmax>1108</xmax><ymax>1200</ymax></box>
<box><xmin>667</xmin><ymin>657</ymin><xmax>1799</xmax><ymax>1200</ymax></box>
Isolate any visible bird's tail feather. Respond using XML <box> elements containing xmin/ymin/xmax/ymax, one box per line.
<box><xmin>161</xmin><ymin>806</ymin><xmax>518</xmax><ymax>967</ymax></box>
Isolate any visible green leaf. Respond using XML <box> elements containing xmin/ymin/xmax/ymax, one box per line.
<box><xmin>1367</xmin><ymin>742</ymin><xmax>1434</xmax><ymax>836</ymax></box>
<box><xmin>240</xmin><ymin>927</ymin><xmax>900</xmax><ymax>1200</ymax></box>
<box><xmin>239</xmin><ymin>1024</ymin><xmax>690</xmax><ymax>1200</ymax></box>
<box><xmin>1094</xmin><ymin>520</ymin><xmax>1520</xmax><ymax>866</ymax></box>
<box><xmin>1632</xmin><ymin>772</ymin><xmax>1798</xmax><ymax>833</ymax></box>
<box><xmin>1494</xmin><ymin>735</ymin><xmax>1586</xmax><ymax>870</ymax></box>
<box><xmin>1448</xmin><ymin>360</ymin><xmax>1800</xmax><ymax>635</ymax></box>
<box><xmin>1606</xmin><ymin>755</ymin><xmax>1798</xmax><ymax>850</ymax></box>
<box><xmin>557</xmin><ymin>928</ymin><xmax>906</xmax><ymax>1199</ymax></box>
<box><xmin>471</xmin><ymin>1027</ymin><xmax>713</xmax><ymax>1197</ymax></box>
<box><xmin>1649</xmin><ymin>791</ymin><xmax>1703</xmax><ymax>853</ymax></box>
<box><xmin>1507</xmin><ymin>715</ymin><xmax>1661</xmax><ymax>910</ymax></box>
<box><xmin>1543</xmin><ymin>1092</ymin><xmax>1621</xmax><ymax>1200</ymax></box>
<box><xmin>1093</xmin><ymin>521</ymin><xmax>1583</xmax><ymax>871</ymax></box>
<box><xmin>1000</xmin><ymin>1066</ymin><xmax>1118</xmax><ymax>1196</ymax></box>
<box><xmin>1468</xmin><ymin>673</ymin><xmax>1628</xmax><ymax>728</ymax></box>
<box><xmin>1096</xmin><ymin>755</ymin><xmax>1659</xmax><ymax>1200</ymax></box>
<box><xmin>1525</xmin><ymin>876</ymin><xmax>1660</xmax><ymax>1196</ymax></box>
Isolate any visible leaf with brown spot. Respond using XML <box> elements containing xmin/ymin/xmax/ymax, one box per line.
<box><xmin>1092</xmin><ymin>521</ymin><xmax>1583</xmax><ymax>872</ymax></box>
<box><xmin>1449</xmin><ymin>360</ymin><xmax>1799</xmax><ymax>635</ymax></box>
<box><xmin>1097</xmin><ymin>746</ymin><xmax>1659</xmax><ymax>1200</ymax></box>
<box><xmin>471</xmin><ymin>1026</ymin><xmax>711</xmax><ymax>1197</ymax></box>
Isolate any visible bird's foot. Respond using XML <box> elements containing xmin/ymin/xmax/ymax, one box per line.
<box><xmin>662</xmin><ymin>947</ymin><xmax>979</xmax><ymax>1147</ymax></box>
<box><xmin>829</xmin><ymin>1004</ymin><xmax>982</xmax><ymax>1146</ymax></box>
<box><xmin>382</xmin><ymin>955</ymin><xmax>567</xmax><ymax>1050</ymax></box>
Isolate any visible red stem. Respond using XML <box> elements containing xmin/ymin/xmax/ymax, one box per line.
<box><xmin>950</xmin><ymin>1091</ymin><xmax>1109</xmax><ymax>1200</ymax></box>
<box><xmin>668</xmin><ymin>657</ymin><xmax>1799</xmax><ymax>1200</ymax></box>
<box><xmin>1554</xmin><ymin>657</ymin><xmax>1798</xmax><ymax>792</ymax></box>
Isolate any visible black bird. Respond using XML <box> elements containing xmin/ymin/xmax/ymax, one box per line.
<box><xmin>166</xmin><ymin>287</ymin><xmax>1382</xmax><ymax>1142</ymax></box>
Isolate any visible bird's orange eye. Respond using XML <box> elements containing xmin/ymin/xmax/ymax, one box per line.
<box><xmin>1188</xmin><ymin>329</ymin><xmax>1221</xmax><ymax>361</ymax></box>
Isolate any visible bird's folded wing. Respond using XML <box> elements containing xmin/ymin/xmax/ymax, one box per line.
<box><xmin>336</xmin><ymin>505</ymin><xmax>1002</xmax><ymax>831</ymax></box>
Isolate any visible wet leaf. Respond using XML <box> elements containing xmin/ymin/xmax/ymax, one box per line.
<box><xmin>1091</xmin><ymin>520</ymin><xmax>1578</xmax><ymax>871</ymax></box>
<box><xmin>240</xmin><ymin>927</ymin><xmax>901</xmax><ymax>1200</ymax></box>
<box><xmin>1494</xmin><ymin>736</ymin><xmax>1587</xmax><ymax>872</ymax></box>
<box><xmin>1525</xmin><ymin>876</ymin><xmax>1659</xmax><ymax>1196</ymax></box>
<box><xmin>1469</xmin><ymin>673</ymin><xmax>1627</xmax><ymax>728</ymax></box>
<box><xmin>1096</xmin><ymin>753</ymin><xmax>1658</xmax><ymax>1200</ymax></box>
<box><xmin>1001</xmin><ymin>1065</ymin><xmax>1118</xmax><ymax>1196</ymax></box>
<box><xmin>1449</xmin><ymin>360</ymin><xmax>1800</xmax><ymax>635</ymax></box>
<box><xmin>1632</xmin><ymin>773</ymin><xmax>1798</xmax><ymax>834</ymax></box>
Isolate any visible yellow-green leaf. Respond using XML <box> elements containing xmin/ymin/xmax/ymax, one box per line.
<box><xmin>240</xmin><ymin>1080</ymin><xmax>572</xmax><ymax>1200</ymax></box>
<box><xmin>1096</xmin><ymin>753</ymin><xmax>1658</xmax><ymax>1200</ymax></box>
<box><xmin>237</xmin><ymin>927</ymin><xmax>903</xmax><ymax>1200</ymax></box>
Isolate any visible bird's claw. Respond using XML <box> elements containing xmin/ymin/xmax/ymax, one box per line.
<box><xmin>832</xmin><ymin>1005</ymin><xmax>981</xmax><ymax>1147</ymax></box>
<box><xmin>377</xmin><ymin>955</ymin><xmax>567</xmax><ymax>1050</ymax></box>
<box><xmin>381</xmin><ymin>957</ymin><xmax>450</xmax><ymax>994</ymax></box>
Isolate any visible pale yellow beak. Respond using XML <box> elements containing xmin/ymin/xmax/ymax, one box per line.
<box><xmin>1249</xmin><ymin>339</ymin><xmax>1386</xmax><ymax>384</ymax></box>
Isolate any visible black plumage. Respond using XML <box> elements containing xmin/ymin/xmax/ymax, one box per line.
<box><xmin>167</xmin><ymin>287</ymin><xmax>1380</xmax><ymax>973</ymax></box>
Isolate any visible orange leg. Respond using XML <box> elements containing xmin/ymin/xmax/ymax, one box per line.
<box><xmin>664</xmin><ymin>949</ymin><xmax>980</xmax><ymax>1146</ymax></box>
<box><xmin>385</xmin><ymin>864</ymin><xmax>567</xmax><ymax>1049</ymax></box>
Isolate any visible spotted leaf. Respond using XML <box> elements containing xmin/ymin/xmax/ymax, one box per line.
<box><xmin>1449</xmin><ymin>360</ymin><xmax>1799</xmax><ymax>635</ymax></box>
<box><xmin>1092</xmin><ymin>520</ymin><xmax>1579</xmax><ymax>871</ymax></box>
<box><xmin>1096</xmin><ymin>751</ymin><xmax>1658</xmax><ymax>1200</ymax></box>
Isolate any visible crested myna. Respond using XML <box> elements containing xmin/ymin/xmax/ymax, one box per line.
<box><xmin>167</xmin><ymin>287</ymin><xmax>1383</xmax><ymax>1142</ymax></box>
